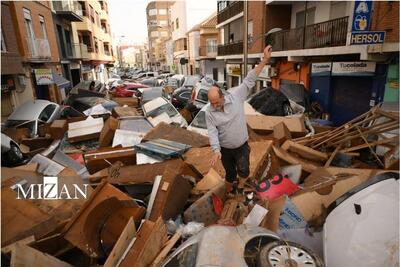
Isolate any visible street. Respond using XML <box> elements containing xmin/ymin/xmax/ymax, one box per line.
<box><xmin>1</xmin><ymin>0</ymin><xmax>399</xmax><ymax>267</ymax></box>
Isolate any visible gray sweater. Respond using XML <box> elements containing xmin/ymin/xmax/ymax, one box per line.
<box><xmin>205</xmin><ymin>70</ymin><xmax>257</xmax><ymax>152</ymax></box>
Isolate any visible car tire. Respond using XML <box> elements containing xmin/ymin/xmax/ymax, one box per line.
<box><xmin>2</xmin><ymin>144</ymin><xmax>24</xmax><ymax>167</ymax></box>
<box><xmin>257</xmin><ymin>240</ymin><xmax>324</xmax><ymax>267</ymax></box>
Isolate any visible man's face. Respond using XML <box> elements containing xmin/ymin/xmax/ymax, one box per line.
<box><xmin>210</xmin><ymin>95</ymin><xmax>224</xmax><ymax>111</ymax></box>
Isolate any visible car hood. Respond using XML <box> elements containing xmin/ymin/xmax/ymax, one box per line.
<box><xmin>7</xmin><ymin>100</ymin><xmax>56</xmax><ymax>121</ymax></box>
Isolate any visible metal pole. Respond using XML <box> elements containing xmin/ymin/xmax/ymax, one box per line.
<box><xmin>243</xmin><ymin>0</ymin><xmax>248</xmax><ymax>81</ymax></box>
<box><xmin>302</xmin><ymin>0</ymin><xmax>308</xmax><ymax>49</ymax></box>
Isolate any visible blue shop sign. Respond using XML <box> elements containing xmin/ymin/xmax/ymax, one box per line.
<box><xmin>351</xmin><ymin>31</ymin><xmax>386</xmax><ymax>45</ymax></box>
<box><xmin>352</xmin><ymin>1</ymin><xmax>372</xmax><ymax>32</ymax></box>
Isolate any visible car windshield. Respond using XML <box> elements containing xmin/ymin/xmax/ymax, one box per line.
<box><xmin>191</xmin><ymin>111</ymin><xmax>207</xmax><ymax>129</ymax></box>
<box><xmin>146</xmin><ymin>103</ymin><xmax>178</xmax><ymax>118</ymax></box>
<box><xmin>183</xmin><ymin>76</ymin><xmax>200</xmax><ymax>87</ymax></box>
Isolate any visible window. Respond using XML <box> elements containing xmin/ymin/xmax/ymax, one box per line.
<box><xmin>171</xmin><ymin>22</ymin><xmax>174</xmax><ymax>31</ymax></box>
<box><xmin>1</xmin><ymin>27</ymin><xmax>6</xmax><ymax>52</ymax></box>
<box><xmin>158</xmin><ymin>9</ymin><xmax>167</xmax><ymax>15</ymax></box>
<box><xmin>197</xmin><ymin>89</ymin><xmax>208</xmax><ymax>102</ymax></box>
<box><xmin>176</xmin><ymin>18</ymin><xmax>179</xmax><ymax>29</ymax></box>
<box><xmin>247</xmin><ymin>20</ymin><xmax>253</xmax><ymax>43</ymax></box>
<box><xmin>149</xmin><ymin>20</ymin><xmax>158</xmax><ymax>26</ymax></box>
<box><xmin>39</xmin><ymin>16</ymin><xmax>47</xmax><ymax>39</ymax></box>
<box><xmin>95</xmin><ymin>11</ymin><xmax>100</xmax><ymax>25</ymax></box>
<box><xmin>148</xmin><ymin>9</ymin><xmax>157</xmax><ymax>16</ymax></box>
<box><xmin>206</xmin><ymin>39</ymin><xmax>217</xmax><ymax>53</ymax></box>
<box><xmin>179</xmin><ymin>91</ymin><xmax>191</xmax><ymax>100</ymax></box>
<box><xmin>94</xmin><ymin>37</ymin><xmax>98</xmax><ymax>52</ymax></box>
<box><xmin>89</xmin><ymin>5</ymin><xmax>95</xmax><ymax>23</ymax></box>
<box><xmin>296</xmin><ymin>7</ymin><xmax>315</xmax><ymax>27</ymax></box>
<box><xmin>39</xmin><ymin>104</ymin><xmax>56</xmax><ymax>122</ymax></box>
<box><xmin>23</xmin><ymin>8</ymin><xmax>36</xmax><ymax>55</ymax></box>
<box><xmin>160</xmin><ymin>31</ymin><xmax>169</xmax><ymax>37</ymax></box>
<box><xmin>159</xmin><ymin>20</ymin><xmax>168</xmax><ymax>26</ymax></box>
<box><xmin>191</xmin><ymin>111</ymin><xmax>206</xmax><ymax>129</ymax></box>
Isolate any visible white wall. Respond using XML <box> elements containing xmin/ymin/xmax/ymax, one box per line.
<box><xmin>171</xmin><ymin>1</ymin><xmax>187</xmax><ymax>41</ymax></box>
<box><xmin>290</xmin><ymin>1</ymin><xmax>331</xmax><ymax>28</ymax></box>
<box><xmin>202</xmin><ymin>60</ymin><xmax>225</xmax><ymax>81</ymax></box>
<box><xmin>188</xmin><ymin>31</ymin><xmax>200</xmax><ymax>59</ymax></box>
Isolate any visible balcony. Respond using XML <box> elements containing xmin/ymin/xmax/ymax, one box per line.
<box><xmin>26</xmin><ymin>38</ymin><xmax>51</xmax><ymax>62</ymax></box>
<box><xmin>268</xmin><ymin>16</ymin><xmax>349</xmax><ymax>52</ymax></box>
<box><xmin>199</xmin><ymin>45</ymin><xmax>218</xmax><ymax>58</ymax></box>
<box><xmin>53</xmin><ymin>1</ymin><xmax>83</xmax><ymax>21</ymax></box>
<box><xmin>217</xmin><ymin>41</ymin><xmax>243</xmax><ymax>56</ymax></box>
<box><xmin>67</xmin><ymin>43</ymin><xmax>89</xmax><ymax>59</ymax></box>
<box><xmin>217</xmin><ymin>1</ymin><xmax>243</xmax><ymax>25</ymax></box>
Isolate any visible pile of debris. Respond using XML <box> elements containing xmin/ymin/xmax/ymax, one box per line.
<box><xmin>1</xmin><ymin>104</ymin><xmax>398</xmax><ymax>267</ymax></box>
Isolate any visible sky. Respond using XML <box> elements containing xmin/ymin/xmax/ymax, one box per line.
<box><xmin>108</xmin><ymin>0</ymin><xmax>217</xmax><ymax>45</ymax></box>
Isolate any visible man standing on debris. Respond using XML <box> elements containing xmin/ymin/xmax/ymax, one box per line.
<box><xmin>206</xmin><ymin>45</ymin><xmax>272</xmax><ymax>192</ymax></box>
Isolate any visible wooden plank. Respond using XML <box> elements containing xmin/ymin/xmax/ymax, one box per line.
<box><xmin>119</xmin><ymin>218</ymin><xmax>168</xmax><ymax>267</ymax></box>
<box><xmin>143</xmin><ymin>122</ymin><xmax>209</xmax><ymax>148</ymax></box>
<box><xmin>150</xmin><ymin>230</ymin><xmax>182</xmax><ymax>267</ymax></box>
<box><xmin>11</xmin><ymin>243</ymin><xmax>72</xmax><ymax>267</ymax></box>
<box><xmin>284</xmin><ymin>140</ymin><xmax>328</xmax><ymax>162</ymax></box>
<box><xmin>272</xmin><ymin>146</ymin><xmax>320</xmax><ymax>173</ymax></box>
<box><xmin>104</xmin><ymin>217</ymin><xmax>137</xmax><ymax>267</ymax></box>
<box><xmin>340</xmin><ymin>135</ymin><xmax>399</xmax><ymax>153</ymax></box>
<box><xmin>149</xmin><ymin>160</ymin><xmax>194</xmax><ymax>221</ymax></box>
<box><xmin>325</xmin><ymin>145</ymin><xmax>341</xmax><ymax>167</ymax></box>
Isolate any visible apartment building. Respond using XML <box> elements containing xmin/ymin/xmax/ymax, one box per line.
<box><xmin>187</xmin><ymin>13</ymin><xmax>224</xmax><ymax>81</ymax></box>
<box><xmin>146</xmin><ymin>1</ymin><xmax>173</xmax><ymax>72</ymax></box>
<box><xmin>52</xmin><ymin>0</ymin><xmax>85</xmax><ymax>87</ymax></box>
<box><xmin>7</xmin><ymin>1</ymin><xmax>62</xmax><ymax>103</ymax></box>
<box><xmin>265</xmin><ymin>1</ymin><xmax>399</xmax><ymax>125</ymax></box>
<box><xmin>71</xmin><ymin>0</ymin><xmax>114</xmax><ymax>82</ymax></box>
<box><xmin>1</xmin><ymin>1</ymin><xmax>26</xmax><ymax>120</ymax></box>
<box><xmin>216</xmin><ymin>1</ymin><xmax>267</xmax><ymax>89</ymax></box>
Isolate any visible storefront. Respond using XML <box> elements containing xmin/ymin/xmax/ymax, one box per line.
<box><xmin>226</xmin><ymin>63</ymin><xmax>241</xmax><ymax>88</ymax></box>
<box><xmin>309</xmin><ymin>61</ymin><xmax>388</xmax><ymax>126</ymax></box>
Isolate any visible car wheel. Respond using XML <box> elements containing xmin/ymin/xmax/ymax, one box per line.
<box><xmin>257</xmin><ymin>240</ymin><xmax>324</xmax><ymax>267</ymax></box>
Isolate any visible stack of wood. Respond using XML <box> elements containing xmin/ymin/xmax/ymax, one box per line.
<box><xmin>292</xmin><ymin>106</ymin><xmax>399</xmax><ymax>169</ymax></box>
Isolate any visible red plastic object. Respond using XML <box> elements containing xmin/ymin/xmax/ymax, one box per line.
<box><xmin>256</xmin><ymin>174</ymin><xmax>299</xmax><ymax>200</ymax></box>
<box><xmin>212</xmin><ymin>193</ymin><xmax>223</xmax><ymax>216</ymax></box>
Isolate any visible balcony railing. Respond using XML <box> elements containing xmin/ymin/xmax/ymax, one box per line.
<box><xmin>217</xmin><ymin>1</ymin><xmax>243</xmax><ymax>24</ymax></box>
<box><xmin>269</xmin><ymin>16</ymin><xmax>349</xmax><ymax>52</ymax></box>
<box><xmin>53</xmin><ymin>1</ymin><xmax>83</xmax><ymax>21</ymax></box>
<box><xmin>67</xmin><ymin>43</ymin><xmax>89</xmax><ymax>59</ymax></box>
<box><xmin>199</xmin><ymin>45</ymin><xmax>218</xmax><ymax>57</ymax></box>
<box><xmin>26</xmin><ymin>38</ymin><xmax>51</xmax><ymax>61</ymax></box>
<box><xmin>217</xmin><ymin>41</ymin><xmax>243</xmax><ymax>56</ymax></box>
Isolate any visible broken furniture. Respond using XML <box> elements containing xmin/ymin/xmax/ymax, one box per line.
<box><xmin>135</xmin><ymin>139</ymin><xmax>191</xmax><ymax>160</ymax></box>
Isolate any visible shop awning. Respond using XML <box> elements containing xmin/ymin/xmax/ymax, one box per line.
<box><xmin>52</xmin><ymin>72</ymin><xmax>71</xmax><ymax>89</ymax></box>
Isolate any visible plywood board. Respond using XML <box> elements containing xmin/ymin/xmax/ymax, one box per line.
<box><xmin>11</xmin><ymin>243</ymin><xmax>72</xmax><ymax>267</ymax></box>
<box><xmin>143</xmin><ymin>122</ymin><xmax>209</xmax><ymax>148</ymax></box>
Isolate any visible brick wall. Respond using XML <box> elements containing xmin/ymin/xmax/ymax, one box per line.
<box><xmin>248</xmin><ymin>1</ymin><xmax>265</xmax><ymax>54</ymax></box>
<box><xmin>10</xmin><ymin>1</ymin><xmax>59</xmax><ymax>62</ymax></box>
<box><xmin>371</xmin><ymin>1</ymin><xmax>399</xmax><ymax>43</ymax></box>
<box><xmin>1</xmin><ymin>2</ymin><xmax>24</xmax><ymax>74</ymax></box>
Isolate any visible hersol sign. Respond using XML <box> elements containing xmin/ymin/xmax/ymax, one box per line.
<box><xmin>14</xmin><ymin>176</ymin><xmax>89</xmax><ymax>200</ymax></box>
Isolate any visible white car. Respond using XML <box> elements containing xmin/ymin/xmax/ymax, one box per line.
<box><xmin>187</xmin><ymin>102</ymin><xmax>260</xmax><ymax>136</ymax></box>
<box><xmin>142</xmin><ymin>97</ymin><xmax>188</xmax><ymax>128</ymax></box>
<box><xmin>5</xmin><ymin>100</ymin><xmax>61</xmax><ymax>137</ymax></box>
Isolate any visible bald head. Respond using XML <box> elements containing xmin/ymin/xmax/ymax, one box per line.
<box><xmin>208</xmin><ymin>86</ymin><xmax>224</xmax><ymax>111</ymax></box>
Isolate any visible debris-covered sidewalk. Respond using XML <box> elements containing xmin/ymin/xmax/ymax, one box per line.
<box><xmin>1</xmin><ymin>101</ymin><xmax>399</xmax><ymax>267</ymax></box>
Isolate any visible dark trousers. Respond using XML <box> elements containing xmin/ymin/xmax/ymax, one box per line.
<box><xmin>220</xmin><ymin>142</ymin><xmax>250</xmax><ymax>183</ymax></box>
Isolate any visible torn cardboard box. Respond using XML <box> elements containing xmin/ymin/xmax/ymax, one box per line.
<box><xmin>68</xmin><ymin>116</ymin><xmax>104</xmax><ymax>143</ymax></box>
<box><xmin>246</xmin><ymin>114</ymin><xmax>306</xmax><ymax>137</ymax></box>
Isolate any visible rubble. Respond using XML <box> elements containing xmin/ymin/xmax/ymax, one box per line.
<box><xmin>1</xmin><ymin>102</ymin><xmax>398</xmax><ymax>266</ymax></box>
